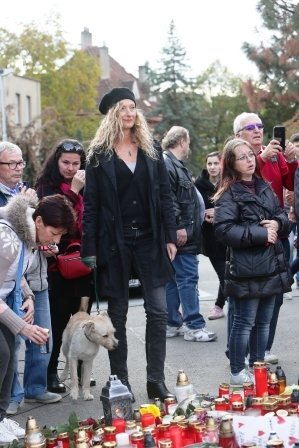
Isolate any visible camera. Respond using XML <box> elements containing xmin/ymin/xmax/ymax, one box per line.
<box><xmin>273</xmin><ymin>125</ymin><xmax>286</xmax><ymax>151</ymax></box>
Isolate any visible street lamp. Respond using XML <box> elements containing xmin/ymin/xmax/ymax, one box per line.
<box><xmin>0</xmin><ymin>68</ymin><xmax>14</xmax><ymax>141</ymax></box>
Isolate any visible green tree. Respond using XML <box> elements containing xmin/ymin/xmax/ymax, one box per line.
<box><xmin>242</xmin><ymin>0</ymin><xmax>299</xmax><ymax>122</ymax></box>
<box><xmin>0</xmin><ymin>16</ymin><xmax>68</xmax><ymax>76</ymax></box>
<box><xmin>194</xmin><ymin>61</ymin><xmax>248</xmax><ymax>163</ymax></box>
<box><xmin>0</xmin><ymin>20</ymin><xmax>101</xmax><ymax>177</ymax></box>
<box><xmin>148</xmin><ymin>21</ymin><xmax>210</xmax><ymax>172</ymax></box>
<box><xmin>149</xmin><ymin>22</ymin><xmax>248</xmax><ymax>173</ymax></box>
<box><xmin>41</xmin><ymin>49</ymin><xmax>100</xmax><ymax>144</ymax></box>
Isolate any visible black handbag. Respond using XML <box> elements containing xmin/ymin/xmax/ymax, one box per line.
<box><xmin>228</xmin><ymin>243</ymin><xmax>277</xmax><ymax>278</ymax></box>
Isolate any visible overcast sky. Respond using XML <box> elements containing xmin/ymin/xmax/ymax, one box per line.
<box><xmin>1</xmin><ymin>0</ymin><xmax>264</xmax><ymax>79</ymax></box>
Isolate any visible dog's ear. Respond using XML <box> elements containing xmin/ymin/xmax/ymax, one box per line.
<box><xmin>99</xmin><ymin>310</ymin><xmax>108</xmax><ymax>317</ymax></box>
<box><xmin>83</xmin><ymin>321</ymin><xmax>95</xmax><ymax>330</ymax></box>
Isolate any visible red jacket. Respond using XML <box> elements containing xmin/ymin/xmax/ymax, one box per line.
<box><xmin>257</xmin><ymin>149</ymin><xmax>297</xmax><ymax>207</ymax></box>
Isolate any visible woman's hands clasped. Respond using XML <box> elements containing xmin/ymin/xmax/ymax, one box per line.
<box><xmin>260</xmin><ymin>219</ymin><xmax>279</xmax><ymax>244</ymax></box>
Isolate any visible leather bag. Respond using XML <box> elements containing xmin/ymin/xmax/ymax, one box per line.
<box><xmin>228</xmin><ymin>243</ymin><xmax>277</xmax><ymax>279</ymax></box>
<box><xmin>56</xmin><ymin>242</ymin><xmax>92</xmax><ymax>280</ymax></box>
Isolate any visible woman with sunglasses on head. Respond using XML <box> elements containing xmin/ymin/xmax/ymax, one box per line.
<box><xmin>81</xmin><ymin>87</ymin><xmax>177</xmax><ymax>401</ymax></box>
<box><xmin>35</xmin><ymin>139</ymin><xmax>94</xmax><ymax>393</ymax></box>
<box><xmin>213</xmin><ymin>138</ymin><xmax>292</xmax><ymax>385</ymax></box>
<box><xmin>234</xmin><ymin>112</ymin><xmax>297</xmax><ymax>365</ymax></box>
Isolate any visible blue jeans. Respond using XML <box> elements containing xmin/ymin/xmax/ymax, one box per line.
<box><xmin>229</xmin><ymin>295</ymin><xmax>275</xmax><ymax>374</ymax></box>
<box><xmin>166</xmin><ymin>254</ymin><xmax>206</xmax><ymax>329</ymax></box>
<box><xmin>10</xmin><ymin>289</ymin><xmax>52</xmax><ymax>402</ymax></box>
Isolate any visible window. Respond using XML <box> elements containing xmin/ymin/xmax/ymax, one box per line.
<box><xmin>15</xmin><ymin>93</ymin><xmax>21</xmax><ymax>125</ymax></box>
<box><xmin>25</xmin><ymin>96</ymin><xmax>31</xmax><ymax>124</ymax></box>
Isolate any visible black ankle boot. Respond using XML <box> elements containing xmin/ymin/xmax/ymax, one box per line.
<box><xmin>147</xmin><ymin>381</ymin><xmax>175</xmax><ymax>401</ymax></box>
<box><xmin>47</xmin><ymin>373</ymin><xmax>66</xmax><ymax>394</ymax></box>
<box><xmin>120</xmin><ymin>378</ymin><xmax>136</xmax><ymax>403</ymax></box>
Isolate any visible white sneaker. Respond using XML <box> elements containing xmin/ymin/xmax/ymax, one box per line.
<box><xmin>166</xmin><ymin>324</ymin><xmax>186</xmax><ymax>338</ymax></box>
<box><xmin>264</xmin><ymin>351</ymin><xmax>278</xmax><ymax>364</ymax></box>
<box><xmin>0</xmin><ymin>420</ymin><xmax>18</xmax><ymax>443</ymax></box>
<box><xmin>184</xmin><ymin>327</ymin><xmax>217</xmax><ymax>342</ymax></box>
<box><xmin>2</xmin><ymin>418</ymin><xmax>25</xmax><ymax>438</ymax></box>
<box><xmin>284</xmin><ymin>292</ymin><xmax>292</xmax><ymax>300</ymax></box>
<box><xmin>230</xmin><ymin>368</ymin><xmax>254</xmax><ymax>385</ymax></box>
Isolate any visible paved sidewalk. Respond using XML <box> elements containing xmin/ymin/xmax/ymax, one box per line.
<box><xmin>12</xmin><ymin>255</ymin><xmax>299</xmax><ymax>429</ymax></box>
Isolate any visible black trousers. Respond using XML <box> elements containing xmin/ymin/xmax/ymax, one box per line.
<box><xmin>209</xmin><ymin>256</ymin><xmax>226</xmax><ymax>309</ymax></box>
<box><xmin>47</xmin><ymin>272</ymin><xmax>93</xmax><ymax>374</ymax></box>
<box><xmin>0</xmin><ymin>323</ymin><xmax>15</xmax><ymax>418</ymax></box>
<box><xmin>107</xmin><ymin>231</ymin><xmax>168</xmax><ymax>383</ymax></box>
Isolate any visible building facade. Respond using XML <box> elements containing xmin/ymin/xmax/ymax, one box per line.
<box><xmin>0</xmin><ymin>71</ymin><xmax>41</xmax><ymax>140</ymax></box>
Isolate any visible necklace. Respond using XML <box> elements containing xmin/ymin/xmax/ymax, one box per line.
<box><xmin>115</xmin><ymin>144</ymin><xmax>136</xmax><ymax>158</ymax></box>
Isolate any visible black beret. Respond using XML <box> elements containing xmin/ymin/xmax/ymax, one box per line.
<box><xmin>99</xmin><ymin>87</ymin><xmax>136</xmax><ymax>115</ymax></box>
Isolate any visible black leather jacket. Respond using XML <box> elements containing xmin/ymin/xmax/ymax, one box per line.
<box><xmin>163</xmin><ymin>150</ymin><xmax>202</xmax><ymax>254</ymax></box>
<box><xmin>214</xmin><ymin>177</ymin><xmax>292</xmax><ymax>299</ymax></box>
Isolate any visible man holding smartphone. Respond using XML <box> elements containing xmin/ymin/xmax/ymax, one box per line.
<box><xmin>231</xmin><ymin>112</ymin><xmax>297</xmax><ymax>365</ymax></box>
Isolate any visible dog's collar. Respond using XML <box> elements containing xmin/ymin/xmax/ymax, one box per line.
<box><xmin>84</xmin><ymin>328</ymin><xmax>96</xmax><ymax>344</ymax></box>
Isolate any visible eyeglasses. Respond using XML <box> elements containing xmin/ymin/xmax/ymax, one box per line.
<box><xmin>59</xmin><ymin>142</ymin><xmax>83</xmax><ymax>152</ymax></box>
<box><xmin>0</xmin><ymin>160</ymin><xmax>26</xmax><ymax>170</ymax></box>
<box><xmin>238</xmin><ymin>123</ymin><xmax>264</xmax><ymax>132</ymax></box>
<box><xmin>235</xmin><ymin>152</ymin><xmax>255</xmax><ymax>162</ymax></box>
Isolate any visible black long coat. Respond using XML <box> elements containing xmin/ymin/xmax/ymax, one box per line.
<box><xmin>81</xmin><ymin>148</ymin><xmax>177</xmax><ymax>299</ymax></box>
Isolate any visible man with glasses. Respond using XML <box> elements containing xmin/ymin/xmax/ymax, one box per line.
<box><xmin>0</xmin><ymin>143</ymin><xmax>26</xmax><ymax>202</ymax></box>
<box><xmin>0</xmin><ymin>142</ymin><xmax>61</xmax><ymax>416</ymax></box>
<box><xmin>232</xmin><ymin>113</ymin><xmax>297</xmax><ymax>365</ymax></box>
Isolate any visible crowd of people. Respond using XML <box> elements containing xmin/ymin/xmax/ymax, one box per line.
<box><xmin>0</xmin><ymin>86</ymin><xmax>299</xmax><ymax>443</ymax></box>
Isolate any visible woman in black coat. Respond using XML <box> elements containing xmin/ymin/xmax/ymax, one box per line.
<box><xmin>81</xmin><ymin>88</ymin><xmax>177</xmax><ymax>401</ymax></box>
<box><xmin>213</xmin><ymin>138</ymin><xmax>292</xmax><ymax>385</ymax></box>
<box><xmin>195</xmin><ymin>152</ymin><xmax>227</xmax><ymax>320</ymax></box>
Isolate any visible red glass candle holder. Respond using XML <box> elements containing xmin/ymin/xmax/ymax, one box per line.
<box><xmin>254</xmin><ymin>361</ymin><xmax>268</xmax><ymax>398</ymax></box>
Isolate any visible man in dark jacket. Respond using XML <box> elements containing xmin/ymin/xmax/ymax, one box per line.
<box><xmin>162</xmin><ymin>126</ymin><xmax>217</xmax><ymax>342</ymax></box>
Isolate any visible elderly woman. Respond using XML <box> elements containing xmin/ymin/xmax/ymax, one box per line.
<box><xmin>0</xmin><ymin>194</ymin><xmax>75</xmax><ymax>443</ymax></box>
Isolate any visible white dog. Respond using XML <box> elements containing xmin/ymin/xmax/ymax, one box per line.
<box><xmin>60</xmin><ymin>311</ymin><xmax>118</xmax><ymax>400</ymax></box>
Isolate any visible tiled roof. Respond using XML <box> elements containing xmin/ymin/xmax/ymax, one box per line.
<box><xmin>85</xmin><ymin>45</ymin><xmax>158</xmax><ymax>120</ymax></box>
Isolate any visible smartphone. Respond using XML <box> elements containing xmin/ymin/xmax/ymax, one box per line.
<box><xmin>19</xmin><ymin>181</ymin><xmax>31</xmax><ymax>191</ymax></box>
<box><xmin>273</xmin><ymin>125</ymin><xmax>286</xmax><ymax>151</ymax></box>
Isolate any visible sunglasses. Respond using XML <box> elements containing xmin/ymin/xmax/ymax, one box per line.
<box><xmin>59</xmin><ymin>142</ymin><xmax>83</xmax><ymax>152</ymax></box>
<box><xmin>238</xmin><ymin>123</ymin><xmax>264</xmax><ymax>132</ymax></box>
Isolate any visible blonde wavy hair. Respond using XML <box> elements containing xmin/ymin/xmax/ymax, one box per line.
<box><xmin>87</xmin><ymin>103</ymin><xmax>157</xmax><ymax>164</ymax></box>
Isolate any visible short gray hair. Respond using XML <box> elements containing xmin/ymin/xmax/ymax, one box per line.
<box><xmin>161</xmin><ymin>126</ymin><xmax>189</xmax><ymax>150</ymax></box>
<box><xmin>233</xmin><ymin>112</ymin><xmax>261</xmax><ymax>134</ymax></box>
<box><xmin>0</xmin><ymin>141</ymin><xmax>22</xmax><ymax>157</ymax></box>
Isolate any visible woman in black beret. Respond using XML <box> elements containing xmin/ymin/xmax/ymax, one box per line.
<box><xmin>81</xmin><ymin>87</ymin><xmax>177</xmax><ymax>401</ymax></box>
